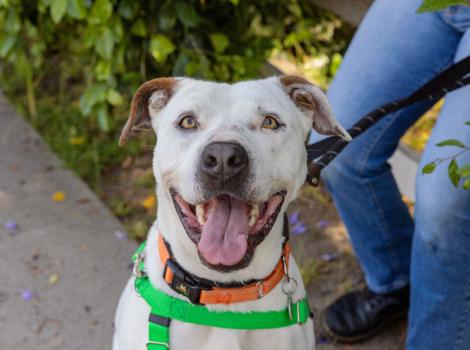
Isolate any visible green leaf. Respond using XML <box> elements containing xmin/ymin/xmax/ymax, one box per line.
<box><xmin>90</xmin><ymin>0</ymin><xmax>113</xmax><ymax>24</ymax></box>
<box><xmin>448</xmin><ymin>159</ymin><xmax>461</xmax><ymax>188</ymax></box>
<box><xmin>422</xmin><ymin>161</ymin><xmax>437</xmax><ymax>174</ymax></box>
<box><xmin>457</xmin><ymin>164</ymin><xmax>470</xmax><ymax>177</ymax></box>
<box><xmin>67</xmin><ymin>0</ymin><xmax>87</xmax><ymax>19</ymax></box>
<box><xmin>0</xmin><ymin>35</ymin><xmax>17</xmax><ymax>58</ymax></box>
<box><xmin>94</xmin><ymin>60</ymin><xmax>111</xmax><ymax>81</ymax></box>
<box><xmin>95</xmin><ymin>103</ymin><xmax>109</xmax><ymax>131</ymax></box>
<box><xmin>79</xmin><ymin>83</ymin><xmax>108</xmax><ymax>116</ymax></box>
<box><xmin>173</xmin><ymin>52</ymin><xmax>189</xmax><ymax>76</ymax></box>
<box><xmin>463</xmin><ymin>177</ymin><xmax>470</xmax><ymax>190</ymax></box>
<box><xmin>209</xmin><ymin>33</ymin><xmax>229</xmax><ymax>53</ymax></box>
<box><xmin>174</xmin><ymin>0</ymin><xmax>200</xmax><ymax>28</ymax></box>
<box><xmin>50</xmin><ymin>0</ymin><xmax>67</xmax><ymax>23</ymax></box>
<box><xmin>118</xmin><ymin>0</ymin><xmax>139</xmax><ymax>20</ymax></box>
<box><xmin>131</xmin><ymin>18</ymin><xmax>147</xmax><ymax>37</ymax></box>
<box><xmin>95</xmin><ymin>28</ymin><xmax>114</xmax><ymax>59</ymax></box>
<box><xmin>5</xmin><ymin>8</ymin><xmax>21</xmax><ymax>34</ymax></box>
<box><xmin>465</xmin><ymin>121</ymin><xmax>470</xmax><ymax>126</ymax></box>
<box><xmin>158</xmin><ymin>4</ymin><xmax>177</xmax><ymax>31</ymax></box>
<box><xmin>110</xmin><ymin>17</ymin><xmax>124</xmax><ymax>41</ymax></box>
<box><xmin>417</xmin><ymin>0</ymin><xmax>467</xmax><ymax>13</ymax></box>
<box><xmin>149</xmin><ymin>34</ymin><xmax>175</xmax><ymax>63</ymax></box>
<box><xmin>106</xmin><ymin>89</ymin><xmax>124</xmax><ymax>106</ymax></box>
<box><xmin>436</xmin><ymin>139</ymin><xmax>466</xmax><ymax>148</ymax></box>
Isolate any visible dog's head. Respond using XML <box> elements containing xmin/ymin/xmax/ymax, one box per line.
<box><xmin>120</xmin><ymin>76</ymin><xmax>349</xmax><ymax>272</ymax></box>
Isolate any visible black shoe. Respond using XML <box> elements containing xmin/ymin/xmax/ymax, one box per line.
<box><xmin>320</xmin><ymin>286</ymin><xmax>409</xmax><ymax>343</ymax></box>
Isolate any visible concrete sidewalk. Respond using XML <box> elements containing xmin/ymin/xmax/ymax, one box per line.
<box><xmin>0</xmin><ymin>93</ymin><xmax>136</xmax><ymax>349</ymax></box>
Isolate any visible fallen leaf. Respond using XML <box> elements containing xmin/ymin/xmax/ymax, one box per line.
<box><xmin>69</xmin><ymin>136</ymin><xmax>86</xmax><ymax>145</ymax></box>
<box><xmin>141</xmin><ymin>195</ymin><xmax>156</xmax><ymax>209</ymax></box>
<box><xmin>49</xmin><ymin>274</ymin><xmax>60</xmax><ymax>285</ymax></box>
<box><xmin>52</xmin><ymin>191</ymin><xmax>66</xmax><ymax>202</ymax></box>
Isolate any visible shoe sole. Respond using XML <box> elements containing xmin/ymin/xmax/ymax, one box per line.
<box><xmin>318</xmin><ymin>308</ymin><xmax>408</xmax><ymax>344</ymax></box>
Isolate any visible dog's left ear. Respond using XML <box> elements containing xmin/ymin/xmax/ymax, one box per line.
<box><xmin>279</xmin><ymin>75</ymin><xmax>351</xmax><ymax>141</ymax></box>
<box><xmin>119</xmin><ymin>77</ymin><xmax>177</xmax><ymax>146</ymax></box>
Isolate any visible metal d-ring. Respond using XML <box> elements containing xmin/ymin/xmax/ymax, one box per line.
<box><xmin>281</xmin><ymin>277</ymin><xmax>298</xmax><ymax>296</ymax></box>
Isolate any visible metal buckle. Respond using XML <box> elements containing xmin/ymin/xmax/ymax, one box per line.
<box><xmin>163</xmin><ymin>259</ymin><xmax>208</xmax><ymax>304</ymax></box>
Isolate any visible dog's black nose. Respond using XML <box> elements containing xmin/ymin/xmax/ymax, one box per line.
<box><xmin>200</xmin><ymin>142</ymin><xmax>248</xmax><ymax>180</ymax></box>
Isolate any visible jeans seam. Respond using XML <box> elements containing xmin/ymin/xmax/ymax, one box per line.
<box><xmin>355</xmin><ymin>114</ymin><xmax>404</xmax><ymax>278</ymax></box>
<box><xmin>453</xmin><ymin>274</ymin><xmax>470</xmax><ymax>350</ymax></box>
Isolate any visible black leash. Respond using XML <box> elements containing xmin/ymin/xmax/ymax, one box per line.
<box><xmin>306</xmin><ymin>55</ymin><xmax>470</xmax><ymax>186</ymax></box>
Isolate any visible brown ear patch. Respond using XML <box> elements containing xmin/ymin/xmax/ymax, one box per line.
<box><xmin>280</xmin><ymin>76</ymin><xmax>317</xmax><ymax>112</ymax></box>
<box><xmin>119</xmin><ymin>77</ymin><xmax>176</xmax><ymax>146</ymax></box>
<box><xmin>279</xmin><ymin>75</ymin><xmax>351</xmax><ymax>141</ymax></box>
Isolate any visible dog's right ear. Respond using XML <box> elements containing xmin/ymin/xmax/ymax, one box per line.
<box><xmin>119</xmin><ymin>77</ymin><xmax>177</xmax><ymax>146</ymax></box>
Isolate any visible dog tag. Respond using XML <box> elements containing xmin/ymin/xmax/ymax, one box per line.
<box><xmin>287</xmin><ymin>292</ymin><xmax>293</xmax><ymax>320</ymax></box>
<box><xmin>282</xmin><ymin>277</ymin><xmax>298</xmax><ymax>321</ymax></box>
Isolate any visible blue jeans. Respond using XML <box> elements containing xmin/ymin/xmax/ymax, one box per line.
<box><xmin>308</xmin><ymin>1</ymin><xmax>470</xmax><ymax>348</ymax></box>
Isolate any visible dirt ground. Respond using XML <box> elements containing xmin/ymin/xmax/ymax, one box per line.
<box><xmin>101</xmin><ymin>151</ymin><xmax>407</xmax><ymax>349</ymax></box>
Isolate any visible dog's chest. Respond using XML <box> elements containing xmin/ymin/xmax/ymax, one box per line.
<box><xmin>170</xmin><ymin>320</ymin><xmax>314</xmax><ymax>350</ymax></box>
<box><xmin>114</xmin><ymin>277</ymin><xmax>314</xmax><ymax>350</ymax></box>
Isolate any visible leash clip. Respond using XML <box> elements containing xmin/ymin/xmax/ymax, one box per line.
<box><xmin>133</xmin><ymin>252</ymin><xmax>146</xmax><ymax>278</ymax></box>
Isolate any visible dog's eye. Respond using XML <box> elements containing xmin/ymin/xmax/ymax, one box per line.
<box><xmin>178</xmin><ymin>115</ymin><xmax>197</xmax><ymax>129</ymax></box>
<box><xmin>261</xmin><ymin>116</ymin><xmax>279</xmax><ymax>130</ymax></box>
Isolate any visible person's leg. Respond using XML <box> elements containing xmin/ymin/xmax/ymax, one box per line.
<box><xmin>312</xmin><ymin>0</ymin><xmax>462</xmax><ymax>293</ymax></box>
<box><xmin>407</xmin><ymin>28</ymin><xmax>470</xmax><ymax>350</ymax></box>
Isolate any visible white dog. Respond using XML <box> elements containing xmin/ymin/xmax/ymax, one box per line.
<box><xmin>113</xmin><ymin>76</ymin><xmax>350</xmax><ymax>350</ymax></box>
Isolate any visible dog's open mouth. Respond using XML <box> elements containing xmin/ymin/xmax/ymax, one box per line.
<box><xmin>171</xmin><ymin>191</ymin><xmax>285</xmax><ymax>270</ymax></box>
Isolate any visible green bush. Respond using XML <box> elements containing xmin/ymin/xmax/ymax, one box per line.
<box><xmin>0</xmin><ymin>0</ymin><xmax>350</xmax><ymax>187</ymax></box>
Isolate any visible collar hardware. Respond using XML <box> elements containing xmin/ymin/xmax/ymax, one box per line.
<box><xmin>162</xmin><ymin>258</ymin><xmax>210</xmax><ymax>305</ymax></box>
<box><xmin>132</xmin><ymin>233</ymin><xmax>312</xmax><ymax>349</ymax></box>
<box><xmin>157</xmin><ymin>233</ymin><xmax>292</xmax><ymax>305</ymax></box>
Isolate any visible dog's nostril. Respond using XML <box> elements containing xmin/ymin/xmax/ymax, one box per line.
<box><xmin>227</xmin><ymin>155</ymin><xmax>239</xmax><ymax>168</ymax></box>
<box><xmin>205</xmin><ymin>155</ymin><xmax>218</xmax><ymax>168</ymax></box>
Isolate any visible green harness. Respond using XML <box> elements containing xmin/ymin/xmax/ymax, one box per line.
<box><xmin>132</xmin><ymin>242</ymin><xmax>311</xmax><ymax>349</ymax></box>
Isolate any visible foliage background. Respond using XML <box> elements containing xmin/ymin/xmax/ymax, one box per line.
<box><xmin>0</xmin><ymin>0</ymin><xmax>351</xmax><ymax>190</ymax></box>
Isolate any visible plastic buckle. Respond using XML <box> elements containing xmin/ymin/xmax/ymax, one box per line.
<box><xmin>163</xmin><ymin>259</ymin><xmax>207</xmax><ymax>304</ymax></box>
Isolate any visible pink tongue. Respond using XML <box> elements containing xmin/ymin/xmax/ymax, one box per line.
<box><xmin>198</xmin><ymin>196</ymin><xmax>249</xmax><ymax>266</ymax></box>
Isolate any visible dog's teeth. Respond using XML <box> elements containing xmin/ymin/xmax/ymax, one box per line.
<box><xmin>196</xmin><ymin>205</ymin><xmax>205</xmax><ymax>225</ymax></box>
<box><xmin>249</xmin><ymin>205</ymin><xmax>259</xmax><ymax>226</ymax></box>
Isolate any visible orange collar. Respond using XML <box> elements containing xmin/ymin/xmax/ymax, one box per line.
<box><xmin>158</xmin><ymin>234</ymin><xmax>291</xmax><ymax>305</ymax></box>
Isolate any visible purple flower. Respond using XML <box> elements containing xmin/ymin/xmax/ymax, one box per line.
<box><xmin>291</xmin><ymin>223</ymin><xmax>308</xmax><ymax>235</ymax></box>
<box><xmin>114</xmin><ymin>230</ymin><xmax>128</xmax><ymax>240</ymax></box>
<box><xmin>288</xmin><ymin>211</ymin><xmax>300</xmax><ymax>225</ymax></box>
<box><xmin>320</xmin><ymin>253</ymin><xmax>338</xmax><ymax>262</ymax></box>
<box><xmin>20</xmin><ymin>289</ymin><xmax>36</xmax><ymax>301</ymax></box>
<box><xmin>315</xmin><ymin>219</ymin><xmax>329</xmax><ymax>229</ymax></box>
<box><xmin>4</xmin><ymin>221</ymin><xmax>18</xmax><ymax>230</ymax></box>
<box><xmin>317</xmin><ymin>335</ymin><xmax>329</xmax><ymax>344</ymax></box>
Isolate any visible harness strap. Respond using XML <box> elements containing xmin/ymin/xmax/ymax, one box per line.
<box><xmin>135</xmin><ymin>276</ymin><xmax>311</xmax><ymax>330</ymax></box>
<box><xmin>306</xmin><ymin>55</ymin><xmax>470</xmax><ymax>185</ymax></box>
<box><xmin>148</xmin><ymin>314</ymin><xmax>171</xmax><ymax>349</ymax></box>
